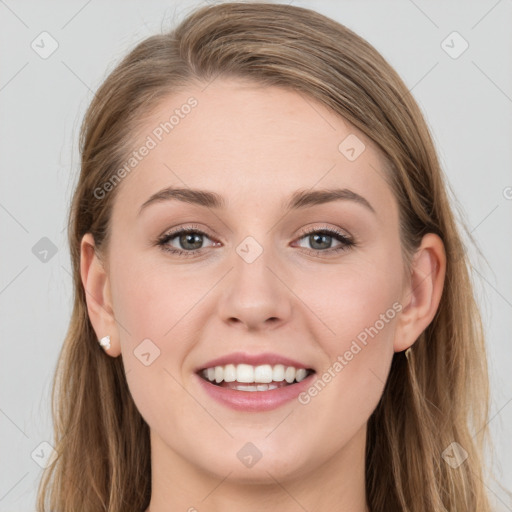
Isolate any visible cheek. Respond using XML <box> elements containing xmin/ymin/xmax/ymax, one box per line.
<box><xmin>109</xmin><ymin>250</ymin><xmax>210</xmax><ymax>343</ymax></box>
<box><xmin>108</xmin><ymin>254</ymin><xmax>203</xmax><ymax>434</ymax></box>
<box><xmin>295</xmin><ymin>253</ymin><xmax>401</xmax><ymax>410</ymax></box>
<box><xmin>299</xmin><ymin>253</ymin><xmax>402</xmax><ymax>351</ymax></box>
<box><xmin>278</xmin><ymin>263</ymin><xmax>400</xmax><ymax>476</ymax></box>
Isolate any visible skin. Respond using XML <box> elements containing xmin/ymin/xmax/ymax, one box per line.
<box><xmin>81</xmin><ymin>78</ymin><xmax>446</xmax><ymax>512</ymax></box>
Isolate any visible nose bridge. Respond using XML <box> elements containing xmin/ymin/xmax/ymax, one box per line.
<box><xmin>217</xmin><ymin>233</ymin><xmax>292</xmax><ymax>329</ymax></box>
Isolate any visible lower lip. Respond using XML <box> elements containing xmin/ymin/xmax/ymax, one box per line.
<box><xmin>195</xmin><ymin>373</ymin><xmax>315</xmax><ymax>412</ymax></box>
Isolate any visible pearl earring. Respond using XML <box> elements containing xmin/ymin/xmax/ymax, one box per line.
<box><xmin>99</xmin><ymin>335</ymin><xmax>111</xmax><ymax>351</ymax></box>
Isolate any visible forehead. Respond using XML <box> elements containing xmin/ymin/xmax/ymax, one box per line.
<box><xmin>111</xmin><ymin>78</ymin><xmax>396</xmax><ymax>221</ymax></box>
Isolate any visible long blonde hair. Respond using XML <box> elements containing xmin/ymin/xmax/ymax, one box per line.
<box><xmin>37</xmin><ymin>3</ymin><xmax>501</xmax><ymax>511</ymax></box>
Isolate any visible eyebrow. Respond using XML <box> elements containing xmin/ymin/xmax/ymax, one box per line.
<box><xmin>138</xmin><ymin>186</ymin><xmax>376</xmax><ymax>215</ymax></box>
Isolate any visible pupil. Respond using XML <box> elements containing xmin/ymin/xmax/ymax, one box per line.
<box><xmin>310</xmin><ymin>233</ymin><xmax>331</xmax><ymax>250</ymax></box>
<box><xmin>181</xmin><ymin>233</ymin><xmax>203</xmax><ymax>250</ymax></box>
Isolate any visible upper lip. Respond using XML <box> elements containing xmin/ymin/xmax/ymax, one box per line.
<box><xmin>197</xmin><ymin>351</ymin><xmax>314</xmax><ymax>372</ymax></box>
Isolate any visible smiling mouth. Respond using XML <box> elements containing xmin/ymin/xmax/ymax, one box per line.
<box><xmin>198</xmin><ymin>363</ymin><xmax>315</xmax><ymax>392</ymax></box>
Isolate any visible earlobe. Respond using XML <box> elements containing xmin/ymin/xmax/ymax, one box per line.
<box><xmin>80</xmin><ymin>233</ymin><xmax>121</xmax><ymax>357</ymax></box>
<box><xmin>394</xmin><ymin>233</ymin><xmax>446</xmax><ymax>353</ymax></box>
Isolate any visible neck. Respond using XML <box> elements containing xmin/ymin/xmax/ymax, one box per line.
<box><xmin>145</xmin><ymin>424</ymin><xmax>369</xmax><ymax>512</ymax></box>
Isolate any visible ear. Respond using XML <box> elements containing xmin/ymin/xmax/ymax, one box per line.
<box><xmin>80</xmin><ymin>233</ymin><xmax>121</xmax><ymax>357</ymax></box>
<box><xmin>394</xmin><ymin>233</ymin><xmax>446</xmax><ymax>353</ymax></box>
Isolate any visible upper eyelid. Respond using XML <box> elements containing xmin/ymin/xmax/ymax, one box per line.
<box><xmin>160</xmin><ymin>225</ymin><xmax>217</xmax><ymax>241</ymax></box>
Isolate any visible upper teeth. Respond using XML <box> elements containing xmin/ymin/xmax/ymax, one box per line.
<box><xmin>201</xmin><ymin>364</ymin><xmax>308</xmax><ymax>384</ymax></box>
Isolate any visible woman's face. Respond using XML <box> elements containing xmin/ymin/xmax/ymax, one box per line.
<box><xmin>102</xmin><ymin>78</ymin><xmax>409</xmax><ymax>483</ymax></box>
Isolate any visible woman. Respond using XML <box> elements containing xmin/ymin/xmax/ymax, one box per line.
<box><xmin>36</xmin><ymin>2</ymin><xmax>500</xmax><ymax>511</ymax></box>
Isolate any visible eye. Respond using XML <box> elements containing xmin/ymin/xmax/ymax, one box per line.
<box><xmin>155</xmin><ymin>224</ymin><xmax>355</xmax><ymax>258</ymax></box>
<box><xmin>156</xmin><ymin>225</ymin><xmax>217</xmax><ymax>257</ymax></box>
<box><xmin>294</xmin><ymin>226</ymin><xmax>355</xmax><ymax>256</ymax></box>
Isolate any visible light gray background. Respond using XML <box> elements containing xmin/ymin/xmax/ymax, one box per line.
<box><xmin>1</xmin><ymin>1</ymin><xmax>511</xmax><ymax>510</ymax></box>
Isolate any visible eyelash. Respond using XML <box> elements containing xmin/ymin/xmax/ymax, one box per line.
<box><xmin>155</xmin><ymin>224</ymin><xmax>355</xmax><ymax>258</ymax></box>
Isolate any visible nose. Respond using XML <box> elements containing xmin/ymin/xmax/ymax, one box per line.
<box><xmin>217</xmin><ymin>244</ymin><xmax>293</xmax><ymax>332</ymax></box>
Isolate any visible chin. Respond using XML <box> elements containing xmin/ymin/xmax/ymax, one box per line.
<box><xmin>189</xmin><ymin>438</ymin><xmax>315</xmax><ymax>484</ymax></box>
